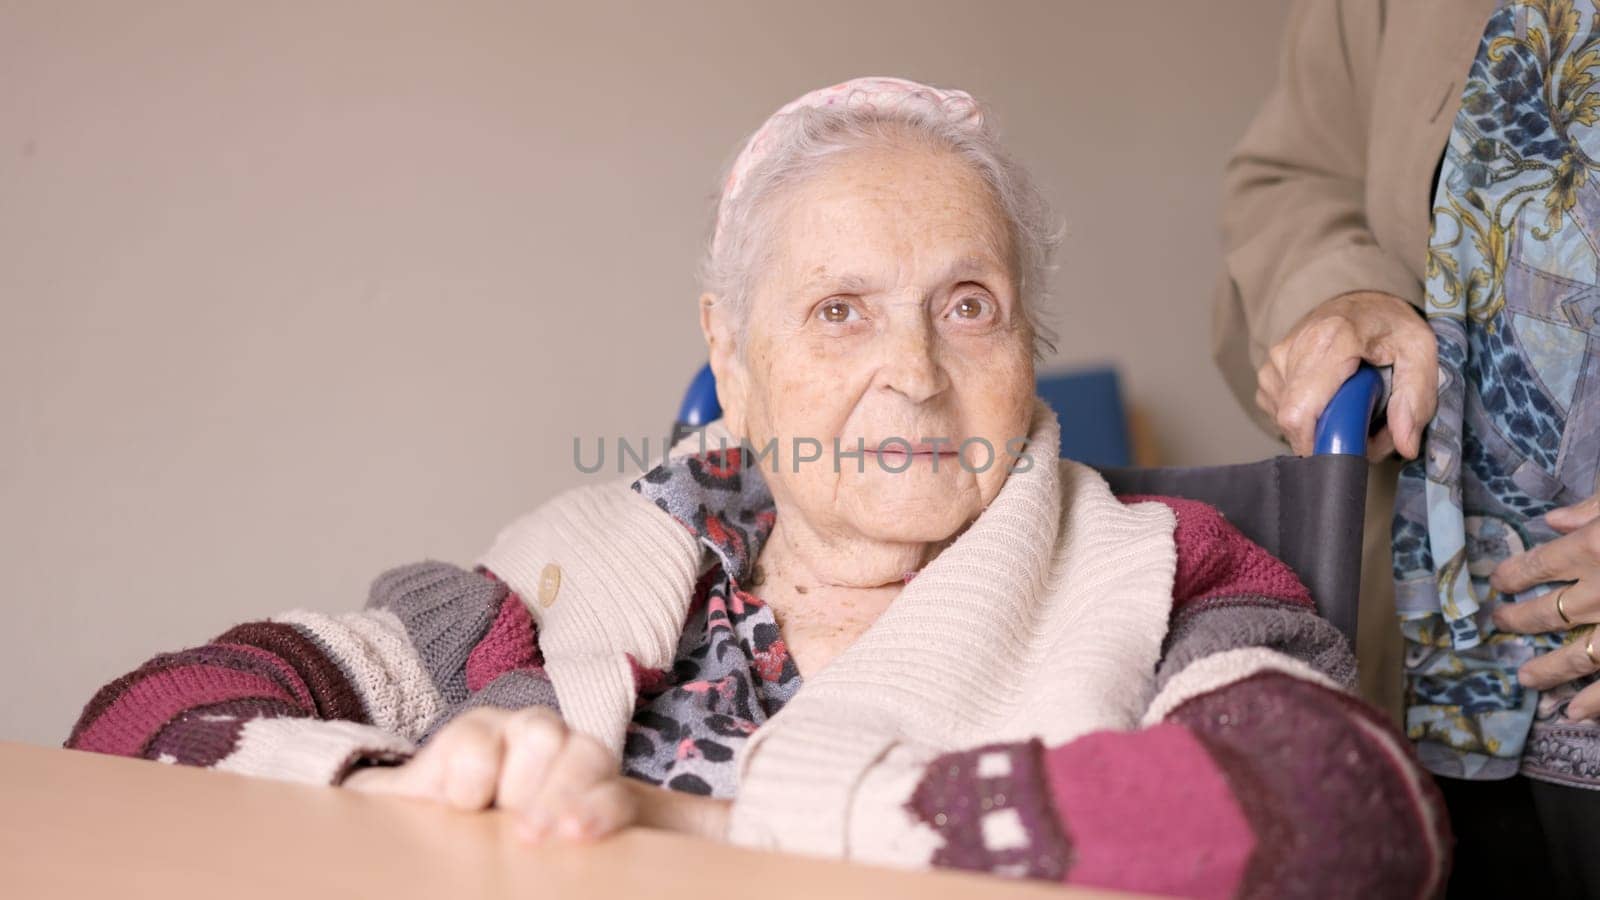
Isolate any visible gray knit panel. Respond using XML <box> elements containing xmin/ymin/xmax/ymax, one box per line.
<box><xmin>417</xmin><ymin>669</ymin><xmax>562</xmax><ymax>745</ymax></box>
<box><xmin>1155</xmin><ymin>601</ymin><xmax>1358</xmax><ymax>695</ymax></box>
<box><xmin>366</xmin><ymin>561</ymin><xmax>505</xmax><ymax>707</ymax></box>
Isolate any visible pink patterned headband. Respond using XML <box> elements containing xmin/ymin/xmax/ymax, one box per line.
<box><xmin>711</xmin><ymin>76</ymin><xmax>985</xmax><ymax>256</ymax></box>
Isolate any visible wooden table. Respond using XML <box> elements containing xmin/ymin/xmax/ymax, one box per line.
<box><xmin>0</xmin><ymin>741</ymin><xmax>1128</xmax><ymax>899</ymax></box>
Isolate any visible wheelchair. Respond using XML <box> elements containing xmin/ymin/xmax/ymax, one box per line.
<box><xmin>672</xmin><ymin>363</ymin><xmax>1386</xmax><ymax>649</ymax></box>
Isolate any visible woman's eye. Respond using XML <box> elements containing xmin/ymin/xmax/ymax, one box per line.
<box><xmin>818</xmin><ymin>299</ymin><xmax>859</xmax><ymax>323</ymax></box>
<box><xmin>949</xmin><ymin>295</ymin><xmax>992</xmax><ymax>321</ymax></box>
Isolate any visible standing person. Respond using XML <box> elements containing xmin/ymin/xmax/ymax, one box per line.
<box><xmin>1214</xmin><ymin>1</ymin><xmax>1600</xmax><ymax>897</ymax></box>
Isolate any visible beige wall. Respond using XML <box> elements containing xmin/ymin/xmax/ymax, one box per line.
<box><xmin>0</xmin><ymin>1</ymin><xmax>1287</xmax><ymax>745</ymax></box>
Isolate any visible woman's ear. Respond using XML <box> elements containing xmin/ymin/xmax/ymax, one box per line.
<box><xmin>699</xmin><ymin>292</ymin><xmax>747</xmax><ymax>438</ymax></box>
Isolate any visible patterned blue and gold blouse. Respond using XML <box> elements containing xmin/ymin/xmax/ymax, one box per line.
<box><xmin>1395</xmin><ymin>0</ymin><xmax>1600</xmax><ymax>787</ymax></box>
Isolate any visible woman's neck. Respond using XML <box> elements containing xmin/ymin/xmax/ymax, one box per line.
<box><xmin>760</xmin><ymin>514</ymin><xmax>937</xmax><ymax>589</ymax></box>
<box><xmin>749</xmin><ymin>515</ymin><xmax>950</xmax><ymax>678</ymax></box>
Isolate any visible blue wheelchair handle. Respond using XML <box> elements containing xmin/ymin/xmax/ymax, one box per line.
<box><xmin>677</xmin><ymin>361</ymin><xmax>1391</xmax><ymax>458</ymax></box>
<box><xmin>676</xmin><ymin>363</ymin><xmax>723</xmax><ymax>429</ymax></box>
<box><xmin>1313</xmin><ymin>363</ymin><xmax>1389</xmax><ymax>457</ymax></box>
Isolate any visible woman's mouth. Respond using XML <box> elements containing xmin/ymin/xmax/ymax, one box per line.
<box><xmin>866</xmin><ymin>440</ymin><xmax>964</xmax><ymax>463</ymax></box>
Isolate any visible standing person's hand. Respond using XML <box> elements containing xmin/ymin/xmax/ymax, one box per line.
<box><xmin>1491</xmin><ymin>494</ymin><xmax>1600</xmax><ymax>719</ymax></box>
<box><xmin>1255</xmin><ymin>291</ymin><xmax>1437</xmax><ymax>460</ymax></box>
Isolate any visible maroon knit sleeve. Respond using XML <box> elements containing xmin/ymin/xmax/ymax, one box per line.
<box><xmin>64</xmin><ymin>620</ymin><xmax>368</xmax><ymax>765</ymax></box>
<box><xmin>64</xmin><ymin>561</ymin><xmax>543</xmax><ymax>777</ymax></box>
<box><xmin>904</xmin><ymin>496</ymin><xmax>1450</xmax><ymax>898</ymax></box>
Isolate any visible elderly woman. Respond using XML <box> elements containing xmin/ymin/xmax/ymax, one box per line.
<box><xmin>67</xmin><ymin>77</ymin><xmax>1446</xmax><ymax>897</ymax></box>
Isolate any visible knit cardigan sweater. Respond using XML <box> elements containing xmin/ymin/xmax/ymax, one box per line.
<box><xmin>67</xmin><ymin>399</ymin><xmax>1449</xmax><ymax>898</ymax></box>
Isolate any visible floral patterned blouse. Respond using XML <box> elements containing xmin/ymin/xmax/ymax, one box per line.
<box><xmin>619</xmin><ymin>446</ymin><xmax>799</xmax><ymax>797</ymax></box>
<box><xmin>1394</xmin><ymin>0</ymin><xmax>1600</xmax><ymax>786</ymax></box>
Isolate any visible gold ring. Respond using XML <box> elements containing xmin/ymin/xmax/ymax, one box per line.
<box><xmin>1557</xmin><ymin>586</ymin><xmax>1574</xmax><ymax>626</ymax></box>
<box><xmin>1587</xmin><ymin>629</ymin><xmax>1600</xmax><ymax>669</ymax></box>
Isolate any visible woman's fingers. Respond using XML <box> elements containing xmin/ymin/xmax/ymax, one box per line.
<box><xmin>1276</xmin><ymin>320</ymin><xmax>1362</xmax><ymax>457</ymax></box>
<box><xmin>1518</xmin><ymin>631</ymin><xmax>1600</xmax><ymax>690</ymax></box>
<box><xmin>1493</xmin><ymin>582</ymin><xmax>1591</xmax><ymax>634</ymax></box>
<box><xmin>341</xmin><ymin>704</ymin><xmax>636</xmax><ymax>842</ymax></box>
<box><xmin>353</xmin><ymin>707</ymin><xmax>515</xmax><ymax>809</ymax></box>
<box><xmin>1491</xmin><ymin>525</ymin><xmax>1598</xmax><ymax>595</ymax></box>
<box><xmin>1567</xmin><ymin>680</ymin><xmax>1600</xmax><ymax>722</ymax></box>
<box><xmin>552</xmin><ymin>779</ymin><xmax>639</xmax><ymax>842</ymax></box>
<box><xmin>536</xmin><ymin>730</ymin><xmax>616</xmax><ymax>811</ymax></box>
<box><xmin>1254</xmin><ymin>359</ymin><xmax>1284</xmax><ymax>423</ymax></box>
<box><xmin>495</xmin><ymin>707</ymin><xmax>567</xmax><ymax>813</ymax></box>
<box><xmin>516</xmin><ymin>730</ymin><xmax>619</xmax><ymax>842</ymax></box>
<box><xmin>1548</xmin><ymin>494</ymin><xmax>1600</xmax><ymax>534</ymax></box>
<box><xmin>513</xmin><ymin>779</ymin><xmax>634</xmax><ymax>844</ymax></box>
<box><xmin>1366</xmin><ymin>426</ymin><xmax>1398</xmax><ymax>464</ymax></box>
<box><xmin>432</xmin><ymin>708</ymin><xmax>511</xmax><ymax>810</ymax></box>
<box><xmin>1381</xmin><ymin>330</ymin><xmax>1438</xmax><ymax>461</ymax></box>
<box><xmin>1258</xmin><ymin>291</ymin><xmax>1435</xmax><ymax>459</ymax></box>
<box><xmin>1487</xmin><ymin>506</ymin><xmax>1600</xmax><ymax>718</ymax></box>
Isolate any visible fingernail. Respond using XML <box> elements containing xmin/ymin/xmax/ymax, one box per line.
<box><xmin>1548</xmin><ymin>506</ymin><xmax>1581</xmax><ymax>526</ymax></box>
<box><xmin>1517</xmin><ymin>667</ymin><xmax>1535</xmax><ymax>687</ymax></box>
<box><xmin>518</xmin><ymin>813</ymin><xmax>551</xmax><ymax>844</ymax></box>
<box><xmin>557</xmin><ymin>814</ymin><xmax>591</xmax><ymax>840</ymax></box>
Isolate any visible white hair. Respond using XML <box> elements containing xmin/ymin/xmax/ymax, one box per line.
<box><xmin>700</xmin><ymin>94</ymin><xmax>1061</xmax><ymax>360</ymax></box>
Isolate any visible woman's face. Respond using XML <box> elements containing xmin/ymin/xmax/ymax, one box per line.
<box><xmin>706</xmin><ymin>140</ymin><xmax>1037</xmax><ymax>546</ymax></box>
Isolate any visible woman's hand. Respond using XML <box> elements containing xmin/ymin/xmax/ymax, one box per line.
<box><xmin>1255</xmin><ymin>291</ymin><xmax>1437</xmax><ymax>460</ymax></box>
<box><xmin>1490</xmin><ymin>494</ymin><xmax>1600</xmax><ymax>718</ymax></box>
<box><xmin>342</xmin><ymin>706</ymin><xmax>637</xmax><ymax>842</ymax></box>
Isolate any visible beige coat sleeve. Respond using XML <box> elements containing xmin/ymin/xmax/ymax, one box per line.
<box><xmin>1211</xmin><ymin>0</ymin><xmax>1424</xmax><ymax>433</ymax></box>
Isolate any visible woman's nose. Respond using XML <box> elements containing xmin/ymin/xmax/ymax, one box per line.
<box><xmin>879</xmin><ymin>315</ymin><xmax>949</xmax><ymax>404</ymax></box>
